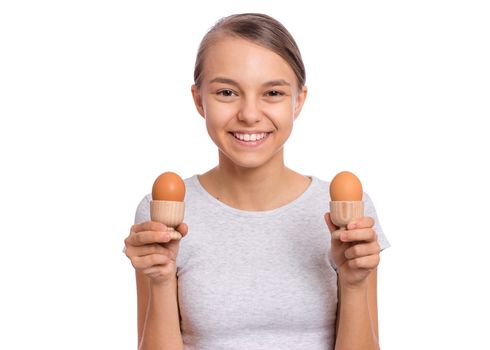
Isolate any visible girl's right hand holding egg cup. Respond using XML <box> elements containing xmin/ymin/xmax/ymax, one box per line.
<box><xmin>124</xmin><ymin>221</ymin><xmax>188</xmax><ymax>286</ymax></box>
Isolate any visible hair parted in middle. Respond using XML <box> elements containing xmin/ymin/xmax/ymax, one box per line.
<box><xmin>193</xmin><ymin>13</ymin><xmax>306</xmax><ymax>90</ymax></box>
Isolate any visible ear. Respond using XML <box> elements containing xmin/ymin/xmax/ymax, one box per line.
<box><xmin>293</xmin><ymin>85</ymin><xmax>308</xmax><ymax>120</ymax></box>
<box><xmin>191</xmin><ymin>84</ymin><xmax>205</xmax><ymax>118</ymax></box>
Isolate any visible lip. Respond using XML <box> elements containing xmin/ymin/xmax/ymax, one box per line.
<box><xmin>230</xmin><ymin>130</ymin><xmax>273</xmax><ymax>134</ymax></box>
<box><xmin>228</xmin><ymin>131</ymin><xmax>272</xmax><ymax>148</ymax></box>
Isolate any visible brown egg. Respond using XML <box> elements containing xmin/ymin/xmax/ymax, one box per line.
<box><xmin>152</xmin><ymin>172</ymin><xmax>186</xmax><ymax>201</ymax></box>
<box><xmin>329</xmin><ymin>171</ymin><xmax>363</xmax><ymax>201</ymax></box>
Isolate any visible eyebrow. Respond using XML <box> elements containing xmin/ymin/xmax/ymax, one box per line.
<box><xmin>208</xmin><ymin>77</ymin><xmax>291</xmax><ymax>88</ymax></box>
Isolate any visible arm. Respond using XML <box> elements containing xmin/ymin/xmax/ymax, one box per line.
<box><xmin>325</xmin><ymin>213</ymin><xmax>381</xmax><ymax>350</ymax></box>
<box><xmin>125</xmin><ymin>221</ymin><xmax>187</xmax><ymax>350</ymax></box>
<box><xmin>136</xmin><ymin>270</ymin><xmax>149</xmax><ymax>346</ymax></box>
<box><xmin>335</xmin><ymin>269</ymin><xmax>379</xmax><ymax>350</ymax></box>
<box><xmin>138</xmin><ymin>276</ymin><xmax>183</xmax><ymax>350</ymax></box>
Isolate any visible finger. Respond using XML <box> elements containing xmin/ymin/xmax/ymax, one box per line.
<box><xmin>131</xmin><ymin>253</ymin><xmax>172</xmax><ymax>270</ymax></box>
<box><xmin>169</xmin><ymin>230</ymin><xmax>183</xmax><ymax>241</ymax></box>
<box><xmin>330</xmin><ymin>227</ymin><xmax>346</xmax><ymax>242</ymax></box>
<box><xmin>324</xmin><ymin>212</ymin><xmax>339</xmax><ymax>233</ymax></box>
<box><xmin>126</xmin><ymin>243</ymin><xmax>170</xmax><ymax>258</ymax></box>
<box><xmin>176</xmin><ymin>222</ymin><xmax>189</xmax><ymax>237</ymax></box>
<box><xmin>126</xmin><ymin>230</ymin><xmax>172</xmax><ymax>247</ymax></box>
<box><xmin>132</xmin><ymin>221</ymin><xmax>167</xmax><ymax>234</ymax></box>
<box><xmin>347</xmin><ymin>254</ymin><xmax>380</xmax><ymax>270</ymax></box>
<box><xmin>344</xmin><ymin>241</ymin><xmax>381</xmax><ymax>260</ymax></box>
<box><xmin>339</xmin><ymin>228</ymin><xmax>377</xmax><ymax>243</ymax></box>
<box><xmin>325</xmin><ymin>213</ymin><xmax>345</xmax><ymax>241</ymax></box>
<box><xmin>346</xmin><ymin>216</ymin><xmax>375</xmax><ymax>230</ymax></box>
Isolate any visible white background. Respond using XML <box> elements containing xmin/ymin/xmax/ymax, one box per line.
<box><xmin>1</xmin><ymin>1</ymin><xmax>489</xmax><ymax>349</ymax></box>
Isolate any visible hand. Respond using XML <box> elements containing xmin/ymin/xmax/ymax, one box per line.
<box><xmin>124</xmin><ymin>221</ymin><xmax>188</xmax><ymax>286</ymax></box>
<box><xmin>324</xmin><ymin>213</ymin><xmax>380</xmax><ymax>288</ymax></box>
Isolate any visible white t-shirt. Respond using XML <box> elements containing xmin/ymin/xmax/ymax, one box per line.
<box><xmin>135</xmin><ymin>174</ymin><xmax>390</xmax><ymax>350</ymax></box>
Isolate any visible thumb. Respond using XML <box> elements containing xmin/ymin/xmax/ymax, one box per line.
<box><xmin>324</xmin><ymin>212</ymin><xmax>339</xmax><ymax>234</ymax></box>
<box><xmin>177</xmin><ymin>222</ymin><xmax>189</xmax><ymax>238</ymax></box>
<box><xmin>165</xmin><ymin>224</ymin><xmax>187</xmax><ymax>258</ymax></box>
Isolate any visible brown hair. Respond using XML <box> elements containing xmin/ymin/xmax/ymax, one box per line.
<box><xmin>193</xmin><ymin>13</ymin><xmax>306</xmax><ymax>89</ymax></box>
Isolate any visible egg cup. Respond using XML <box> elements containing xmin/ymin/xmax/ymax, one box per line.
<box><xmin>150</xmin><ymin>200</ymin><xmax>185</xmax><ymax>240</ymax></box>
<box><xmin>329</xmin><ymin>201</ymin><xmax>364</xmax><ymax>227</ymax></box>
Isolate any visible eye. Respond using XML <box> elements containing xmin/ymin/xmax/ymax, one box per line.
<box><xmin>217</xmin><ymin>89</ymin><xmax>237</xmax><ymax>97</ymax></box>
<box><xmin>266</xmin><ymin>90</ymin><xmax>284</xmax><ymax>97</ymax></box>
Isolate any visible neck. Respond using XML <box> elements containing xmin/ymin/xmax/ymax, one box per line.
<box><xmin>200</xmin><ymin>149</ymin><xmax>309</xmax><ymax>211</ymax></box>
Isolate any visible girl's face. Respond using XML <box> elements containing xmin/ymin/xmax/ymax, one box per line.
<box><xmin>192</xmin><ymin>37</ymin><xmax>307</xmax><ymax>170</ymax></box>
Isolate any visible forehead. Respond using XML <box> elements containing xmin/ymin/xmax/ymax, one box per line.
<box><xmin>202</xmin><ymin>37</ymin><xmax>296</xmax><ymax>86</ymax></box>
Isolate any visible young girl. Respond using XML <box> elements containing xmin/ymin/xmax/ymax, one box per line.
<box><xmin>124</xmin><ymin>13</ymin><xmax>389</xmax><ymax>350</ymax></box>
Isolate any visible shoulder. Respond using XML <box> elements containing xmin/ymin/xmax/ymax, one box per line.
<box><xmin>183</xmin><ymin>174</ymin><xmax>198</xmax><ymax>197</ymax></box>
<box><xmin>134</xmin><ymin>175</ymin><xmax>201</xmax><ymax>224</ymax></box>
<box><xmin>309</xmin><ymin>174</ymin><xmax>390</xmax><ymax>249</ymax></box>
<box><xmin>307</xmin><ymin>175</ymin><xmax>330</xmax><ymax>200</ymax></box>
<box><xmin>310</xmin><ymin>175</ymin><xmax>330</xmax><ymax>191</ymax></box>
<box><xmin>134</xmin><ymin>193</ymin><xmax>151</xmax><ymax>224</ymax></box>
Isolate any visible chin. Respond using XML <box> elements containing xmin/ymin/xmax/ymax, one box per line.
<box><xmin>221</xmin><ymin>150</ymin><xmax>279</xmax><ymax>170</ymax></box>
<box><xmin>215</xmin><ymin>135</ymin><xmax>284</xmax><ymax>169</ymax></box>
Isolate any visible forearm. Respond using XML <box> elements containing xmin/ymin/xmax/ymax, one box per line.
<box><xmin>139</xmin><ymin>277</ymin><xmax>183</xmax><ymax>350</ymax></box>
<box><xmin>335</xmin><ymin>283</ymin><xmax>379</xmax><ymax>350</ymax></box>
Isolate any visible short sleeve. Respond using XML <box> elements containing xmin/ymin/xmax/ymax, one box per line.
<box><xmin>134</xmin><ymin>194</ymin><xmax>152</xmax><ymax>224</ymax></box>
<box><xmin>363</xmin><ymin>192</ymin><xmax>390</xmax><ymax>251</ymax></box>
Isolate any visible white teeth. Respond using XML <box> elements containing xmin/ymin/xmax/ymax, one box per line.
<box><xmin>233</xmin><ymin>132</ymin><xmax>268</xmax><ymax>142</ymax></box>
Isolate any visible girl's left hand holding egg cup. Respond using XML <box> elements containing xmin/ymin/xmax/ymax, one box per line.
<box><xmin>325</xmin><ymin>213</ymin><xmax>381</xmax><ymax>289</ymax></box>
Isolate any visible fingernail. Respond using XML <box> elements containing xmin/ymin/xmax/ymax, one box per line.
<box><xmin>347</xmin><ymin>222</ymin><xmax>357</xmax><ymax>230</ymax></box>
<box><xmin>341</xmin><ymin>232</ymin><xmax>348</xmax><ymax>241</ymax></box>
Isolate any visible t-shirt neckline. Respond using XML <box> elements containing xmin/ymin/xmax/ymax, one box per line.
<box><xmin>189</xmin><ymin>174</ymin><xmax>318</xmax><ymax>218</ymax></box>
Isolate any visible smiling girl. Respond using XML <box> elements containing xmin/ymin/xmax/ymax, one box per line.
<box><xmin>124</xmin><ymin>13</ymin><xmax>389</xmax><ymax>350</ymax></box>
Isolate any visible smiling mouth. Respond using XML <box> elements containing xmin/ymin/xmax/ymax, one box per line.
<box><xmin>230</xmin><ymin>132</ymin><xmax>272</xmax><ymax>142</ymax></box>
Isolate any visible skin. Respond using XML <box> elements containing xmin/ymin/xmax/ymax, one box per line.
<box><xmin>326</xmin><ymin>214</ymin><xmax>381</xmax><ymax>349</ymax></box>
<box><xmin>192</xmin><ymin>37</ymin><xmax>310</xmax><ymax>210</ymax></box>
<box><xmin>124</xmin><ymin>221</ymin><xmax>188</xmax><ymax>349</ymax></box>
<box><xmin>124</xmin><ymin>36</ymin><xmax>382</xmax><ymax>350</ymax></box>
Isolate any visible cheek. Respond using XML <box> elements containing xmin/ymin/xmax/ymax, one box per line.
<box><xmin>204</xmin><ymin>105</ymin><xmax>232</xmax><ymax>142</ymax></box>
<box><xmin>204</xmin><ymin>101</ymin><xmax>238</xmax><ymax>126</ymax></box>
<box><xmin>266</xmin><ymin>102</ymin><xmax>296</xmax><ymax>125</ymax></box>
<box><xmin>205</xmin><ymin>116</ymin><xmax>220</xmax><ymax>136</ymax></box>
<box><xmin>204</xmin><ymin>118</ymin><xmax>223</xmax><ymax>149</ymax></box>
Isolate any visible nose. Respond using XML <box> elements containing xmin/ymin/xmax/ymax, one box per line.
<box><xmin>237</xmin><ymin>96</ymin><xmax>261</xmax><ymax>124</ymax></box>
